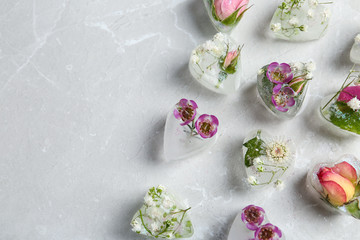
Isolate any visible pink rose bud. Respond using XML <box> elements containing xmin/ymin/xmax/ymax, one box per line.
<box><xmin>288</xmin><ymin>77</ymin><xmax>305</xmax><ymax>94</ymax></box>
<box><xmin>214</xmin><ymin>0</ymin><xmax>249</xmax><ymax>21</ymax></box>
<box><xmin>223</xmin><ymin>50</ymin><xmax>238</xmax><ymax>69</ymax></box>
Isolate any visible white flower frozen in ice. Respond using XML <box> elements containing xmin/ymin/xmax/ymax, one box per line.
<box><xmin>148</xmin><ymin>206</ymin><xmax>163</xmax><ymax>220</ymax></box>
<box><xmin>321</xmin><ymin>8</ymin><xmax>331</xmax><ymax>23</ymax></box>
<box><xmin>347</xmin><ymin>97</ymin><xmax>360</xmax><ymax>111</ymax></box>
<box><xmin>151</xmin><ymin>221</ymin><xmax>162</xmax><ymax>232</ymax></box>
<box><xmin>254</xmin><ymin>157</ymin><xmax>263</xmax><ymax>165</ymax></box>
<box><xmin>355</xmin><ymin>34</ymin><xmax>360</xmax><ymax>44</ymax></box>
<box><xmin>157</xmin><ymin>185</ymin><xmax>166</xmax><ymax>192</ymax></box>
<box><xmin>204</xmin><ymin>40</ymin><xmax>217</xmax><ymax>51</ymax></box>
<box><xmin>144</xmin><ymin>194</ymin><xmax>155</xmax><ymax>207</ymax></box>
<box><xmin>247</xmin><ymin>176</ymin><xmax>257</xmax><ymax>185</ymax></box>
<box><xmin>271</xmin><ymin>23</ymin><xmax>282</xmax><ymax>33</ymax></box>
<box><xmin>191</xmin><ymin>54</ymin><xmax>200</xmax><ymax>64</ymax></box>
<box><xmin>309</xmin><ymin>0</ymin><xmax>318</xmax><ymax>8</ymax></box>
<box><xmin>305</xmin><ymin>72</ymin><xmax>313</xmax><ymax>80</ymax></box>
<box><xmin>305</xmin><ymin>61</ymin><xmax>316</xmax><ymax>72</ymax></box>
<box><xmin>131</xmin><ymin>219</ymin><xmax>142</xmax><ymax>232</ymax></box>
<box><xmin>274</xmin><ymin>180</ymin><xmax>285</xmax><ymax>191</ymax></box>
<box><xmin>290</xmin><ymin>62</ymin><xmax>304</xmax><ymax>72</ymax></box>
<box><xmin>214</xmin><ymin>32</ymin><xmax>225</xmax><ymax>43</ymax></box>
<box><xmin>307</xmin><ymin>9</ymin><xmax>314</xmax><ymax>18</ymax></box>
<box><xmin>289</xmin><ymin>17</ymin><xmax>299</xmax><ymax>26</ymax></box>
<box><xmin>162</xmin><ymin>195</ymin><xmax>175</xmax><ymax>209</ymax></box>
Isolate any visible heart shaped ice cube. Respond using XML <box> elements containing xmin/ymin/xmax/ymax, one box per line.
<box><xmin>307</xmin><ymin>155</ymin><xmax>360</xmax><ymax>220</ymax></box>
<box><xmin>228</xmin><ymin>205</ymin><xmax>284</xmax><ymax>240</ymax></box>
<box><xmin>164</xmin><ymin>99</ymin><xmax>219</xmax><ymax>161</ymax></box>
<box><xmin>189</xmin><ymin>33</ymin><xmax>242</xmax><ymax>95</ymax></box>
<box><xmin>130</xmin><ymin>185</ymin><xmax>194</xmax><ymax>238</ymax></box>
<box><xmin>257</xmin><ymin>61</ymin><xmax>314</xmax><ymax>119</ymax></box>
<box><xmin>243</xmin><ymin>130</ymin><xmax>295</xmax><ymax>189</ymax></box>
<box><xmin>270</xmin><ymin>0</ymin><xmax>332</xmax><ymax>41</ymax></box>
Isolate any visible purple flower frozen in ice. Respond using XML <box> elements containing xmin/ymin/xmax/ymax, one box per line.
<box><xmin>241</xmin><ymin>205</ymin><xmax>265</xmax><ymax>231</ymax></box>
<box><xmin>271</xmin><ymin>84</ymin><xmax>295</xmax><ymax>112</ymax></box>
<box><xmin>253</xmin><ymin>223</ymin><xmax>282</xmax><ymax>240</ymax></box>
<box><xmin>195</xmin><ymin>114</ymin><xmax>219</xmax><ymax>139</ymax></box>
<box><xmin>173</xmin><ymin>99</ymin><xmax>198</xmax><ymax>126</ymax></box>
<box><xmin>266</xmin><ymin>62</ymin><xmax>293</xmax><ymax>85</ymax></box>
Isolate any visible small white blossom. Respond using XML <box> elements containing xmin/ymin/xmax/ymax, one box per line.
<box><xmin>306</xmin><ymin>72</ymin><xmax>313</xmax><ymax>80</ymax></box>
<box><xmin>151</xmin><ymin>221</ymin><xmax>162</xmax><ymax>232</ymax></box>
<box><xmin>204</xmin><ymin>40</ymin><xmax>217</xmax><ymax>51</ymax></box>
<box><xmin>131</xmin><ymin>219</ymin><xmax>142</xmax><ymax>232</ymax></box>
<box><xmin>271</xmin><ymin>23</ymin><xmax>282</xmax><ymax>33</ymax></box>
<box><xmin>190</xmin><ymin>54</ymin><xmax>200</xmax><ymax>64</ymax></box>
<box><xmin>307</xmin><ymin>9</ymin><xmax>314</xmax><ymax>18</ymax></box>
<box><xmin>305</xmin><ymin>61</ymin><xmax>316</xmax><ymax>72</ymax></box>
<box><xmin>214</xmin><ymin>33</ymin><xmax>225</xmax><ymax>43</ymax></box>
<box><xmin>289</xmin><ymin>17</ymin><xmax>299</xmax><ymax>26</ymax></box>
<box><xmin>274</xmin><ymin>180</ymin><xmax>285</xmax><ymax>191</ymax></box>
<box><xmin>144</xmin><ymin>194</ymin><xmax>155</xmax><ymax>207</ymax></box>
<box><xmin>301</xmin><ymin>24</ymin><xmax>308</xmax><ymax>32</ymax></box>
<box><xmin>354</xmin><ymin>75</ymin><xmax>360</xmax><ymax>86</ymax></box>
<box><xmin>247</xmin><ymin>176</ymin><xmax>257</xmax><ymax>185</ymax></box>
<box><xmin>321</xmin><ymin>8</ymin><xmax>331</xmax><ymax>23</ymax></box>
<box><xmin>162</xmin><ymin>196</ymin><xmax>175</xmax><ymax>209</ymax></box>
<box><xmin>157</xmin><ymin>185</ymin><xmax>166</xmax><ymax>192</ymax></box>
<box><xmin>347</xmin><ymin>97</ymin><xmax>360</xmax><ymax>111</ymax></box>
<box><xmin>290</xmin><ymin>62</ymin><xmax>304</xmax><ymax>72</ymax></box>
<box><xmin>355</xmin><ymin>34</ymin><xmax>360</xmax><ymax>44</ymax></box>
<box><xmin>254</xmin><ymin>157</ymin><xmax>263</xmax><ymax>165</ymax></box>
<box><xmin>309</xmin><ymin>0</ymin><xmax>319</xmax><ymax>8</ymax></box>
<box><xmin>148</xmin><ymin>206</ymin><xmax>163</xmax><ymax>219</ymax></box>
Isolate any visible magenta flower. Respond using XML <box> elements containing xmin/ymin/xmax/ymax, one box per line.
<box><xmin>266</xmin><ymin>62</ymin><xmax>293</xmax><ymax>85</ymax></box>
<box><xmin>253</xmin><ymin>223</ymin><xmax>282</xmax><ymax>240</ymax></box>
<box><xmin>195</xmin><ymin>114</ymin><xmax>219</xmax><ymax>139</ymax></box>
<box><xmin>173</xmin><ymin>99</ymin><xmax>198</xmax><ymax>126</ymax></box>
<box><xmin>214</xmin><ymin>0</ymin><xmax>249</xmax><ymax>21</ymax></box>
<box><xmin>241</xmin><ymin>205</ymin><xmax>265</xmax><ymax>231</ymax></box>
<box><xmin>337</xmin><ymin>86</ymin><xmax>360</xmax><ymax>103</ymax></box>
<box><xmin>271</xmin><ymin>85</ymin><xmax>295</xmax><ymax>112</ymax></box>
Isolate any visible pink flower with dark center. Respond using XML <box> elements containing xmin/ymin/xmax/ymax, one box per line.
<box><xmin>241</xmin><ymin>205</ymin><xmax>265</xmax><ymax>231</ymax></box>
<box><xmin>223</xmin><ymin>50</ymin><xmax>238</xmax><ymax>69</ymax></box>
<box><xmin>173</xmin><ymin>99</ymin><xmax>198</xmax><ymax>126</ymax></box>
<box><xmin>266</xmin><ymin>62</ymin><xmax>293</xmax><ymax>85</ymax></box>
<box><xmin>337</xmin><ymin>86</ymin><xmax>360</xmax><ymax>103</ymax></box>
<box><xmin>195</xmin><ymin>114</ymin><xmax>219</xmax><ymax>139</ymax></box>
<box><xmin>254</xmin><ymin>223</ymin><xmax>282</xmax><ymax>240</ymax></box>
<box><xmin>271</xmin><ymin>85</ymin><xmax>295</xmax><ymax>112</ymax></box>
<box><xmin>214</xmin><ymin>0</ymin><xmax>249</xmax><ymax>21</ymax></box>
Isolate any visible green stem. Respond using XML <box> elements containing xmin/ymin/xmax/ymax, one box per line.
<box><xmin>139</xmin><ymin>210</ymin><xmax>153</xmax><ymax>236</ymax></box>
<box><xmin>173</xmin><ymin>207</ymin><xmax>191</xmax><ymax>234</ymax></box>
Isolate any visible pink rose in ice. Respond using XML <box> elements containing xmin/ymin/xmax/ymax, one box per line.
<box><xmin>214</xmin><ymin>0</ymin><xmax>249</xmax><ymax>21</ymax></box>
<box><xmin>223</xmin><ymin>50</ymin><xmax>238</xmax><ymax>69</ymax></box>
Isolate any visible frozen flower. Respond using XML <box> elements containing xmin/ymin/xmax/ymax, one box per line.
<box><xmin>148</xmin><ymin>206</ymin><xmax>163</xmax><ymax>220</ymax></box>
<box><xmin>204</xmin><ymin>40</ymin><xmax>217</xmax><ymax>51</ymax></box>
<box><xmin>266</xmin><ymin>139</ymin><xmax>290</xmax><ymax>163</ymax></box>
<box><xmin>241</xmin><ymin>205</ymin><xmax>265</xmax><ymax>230</ymax></box>
<box><xmin>162</xmin><ymin>196</ymin><xmax>175</xmax><ymax>209</ymax></box>
<box><xmin>157</xmin><ymin>185</ymin><xmax>166</xmax><ymax>192</ymax></box>
<box><xmin>305</xmin><ymin>61</ymin><xmax>316</xmax><ymax>72</ymax></box>
<box><xmin>267</xmin><ymin>62</ymin><xmax>293</xmax><ymax>84</ymax></box>
<box><xmin>289</xmin><ymin>17</ymin><xmax>298</xmax><ymax>26</ymax></box>
<box><xmin>274</xmin><ymin>180</ymin><xmax>285</xmax><ymax>191</ymax></box>
<box><xmin>290</xmin><ymin>62</ymin><xmax>304</xmax><ymax>72</ymax></box>
<box><xmin>195</xmin><ymin>114</ymin><xmax>219</xmax><ymax>139</ymax></box>
<box><xmin>307</xmin><ymin>9</ymin><xmax>314</xmax><ymax>18</ymax></box>
<box><xmin>190</xmin><ymin>54</ymin><xmax>200</xmax><ymax>64</ymax></box>
<box><xmin>354</xmin><ymin>75</ymin><xmax>360</xmax><ymax>86</ymax></box>
<box><xmin>271</xmin><ymin>85</ymin><xmax>295</xmax><ymax>112</ymax></box>
<box><xmin>347</xmin><ymin>97</ymin><xmax>360</xmax><ymax>111</ymax></box>
<box><xmin>254</xmin><ymin>223</ymin><xmax>282</xmax><ymax>240</ymax></box>
<box><xmin>151</xmin><ymin>221</ymin><xmax>162</xmax><ymax>232</ymax></box>
<box><xmin>223</xmin><ymin>50</ymin><xmax>239</xmax><ymax>69</ymax></box>
<box><xmin>214</xmin><ymin>32</ymin><xmax>225</xmax><ymax>43</ymax></box>
<box><xmin>289</xmin><ymin>77</ymin><xmax>306</xmax><ymax>95</ymax></box>
<box><xmin>355</xmin><ymin>34</ymin><xmax>360</xmax><ymax>44</ymax></box>
<box><xmin>305</xmin><ymin>72</ymin><xmax>313</xmax><ymax>80</ymax></box>
<box><xmin>270</xmin><ymin>23</ymin><xmax>282</xmax><ymax>33</ymax></box>
<box><xmin>247</xmin><ymin>176</ymin><xmax>257</xmax><ymax>185</ymax></box>
<box><xmin>213</xmin><ymin>0</ymin><xmax>249</xmax><ymax>22</ymax></box>
<box><xmin>173</xmin><ymin>99</ymin><xmax>198</xmax><ymax>126</ymax></box>
<box><xmin>144</xmin><ymin>194</ymin><xmax>155</xmax><ymax>207</ymax></box>
<box><xmin>131</xmin><ymin>219</ymin><xmax>142</xmax><ymax>232</ymax></box>
<box><xmin>338</xmin><ymin>86</ymin><xmax>360</xmax><ymax>105</ymax></box>
<box><xmin>309</xmin><ymin>0</ymin><xmax>319</xmax><ymax>8</ymax></box>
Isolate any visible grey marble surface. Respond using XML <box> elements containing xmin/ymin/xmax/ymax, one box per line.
<box><xmin>0</xmin><ymin>0</ymin><xmax>360</xmax><ymax>239</ymax></box>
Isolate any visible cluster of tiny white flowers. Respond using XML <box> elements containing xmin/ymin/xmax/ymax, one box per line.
<box><xmin>355</xmin><ymin>34</ymin><xmax>360</xmax><ymax>44</ymax></box>
<box><xmin>190</xmin><ymin>53</ymin><xmax>200</xmax><ymax>65</ymax></box>
<box><xmin>274</xmin><ymin>180</ymin><xmax>285</xmax><ymax>191</ymax></box>
<box><xmin>305</xmin><ymin>61</ymin><xmax>316</xmax><ymax>80</ymax></box>
<box><xmin>290</xmin><ymin>62</ymin><xmax>304</xmax><ymax>72</ymax></box>
<box><xmin>289</xmin><ymin>17</ymin><xmax>299</xmax><ymax>26</ymax></box>
<box><xmin>144</xmin><ymin>194</ymin><xmax>155</xmax><ymax>207</ymax></box>
<box><xmin>214</xmin><ymin>32</ymin><xmax>225</xmax><ymax>43</ymax></box>
<box><xmin>162</xmin><ymin>195</ymin><xmax>175</xmax><ymax>209</ymax></box>
<box><xmin>308</xmin><ymin>0</ymin><xmax>319</xmax><ymax>8</ymax></box>
<box><xmin>247</xmin><ymin>176</ymin><xmax>257</xmax><ymax>185</ymax></box>
<box><xmin>151</xmin><ymin>221</ymin><xmax>162</xmax><ymax>232</ymax></box>
<box><xmin>148</xmin><ymin>206</ymin><xmax>163</xmax><ymax>220</ymax></box>
<box><xmin>271</xmin><ymin>23</ymin><xmax>282</xmax><ymax>33</ymax></box>
<box><xmin>131</xmin><ymin>219</ymin><xmax>142</xmax><ymax>232</ymax></box>
<box><xmin>347</xmin><ymin>97</ymin><xmax>360</xmax><ymax>111</ymax></box>
<box><xmin>321</xmin><ymin>8</ymin><xmax>331</xmax><ymax>23</ymax></box>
